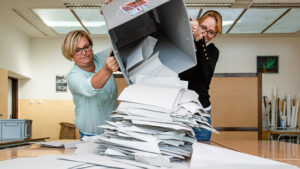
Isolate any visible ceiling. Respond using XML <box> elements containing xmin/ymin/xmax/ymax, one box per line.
<box><xmin>1</xmin><ymin>0</ymin><xmax>300</xmax><ymax>38</ymax></box>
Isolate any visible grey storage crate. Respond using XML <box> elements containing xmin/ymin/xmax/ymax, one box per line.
<box><xmin>102</xmin><ymin>0</ymin><xmax>197</xmax><ymax>84</ymax></box>
<box><xmin>0</xmin><ymin>119</ymin><xmax>32</xmax><ymax>141</ymax></box>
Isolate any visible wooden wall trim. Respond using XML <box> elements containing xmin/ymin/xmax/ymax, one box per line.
<box><xmin>113</xmin><ymin>73</ymin><xmax>124</xmax><ymax>78</ymax></box>
<box><xmin>216</xmin><ymin>127</ymin><xmax>258</xmax><ymax>131</ymax></box>
<box><xmin>257</xmin><ymin>72</ymin><xmax>262</xmax><ymax>140</ymax></box>
<box><xmin>214</xmin><ymin>73</ymin><xmax>257</xmax><ymax>77</ymax></box>
<box><xmin>9</xmin><ymin>77</ymin><xmax>18</xmax><ymax>119</ymax></box>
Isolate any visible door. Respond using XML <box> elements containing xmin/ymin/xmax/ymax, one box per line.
<box><xmin>8</xmin><ymin>78</ymin><xmax>12</xmax><ymax>119</ymax></box>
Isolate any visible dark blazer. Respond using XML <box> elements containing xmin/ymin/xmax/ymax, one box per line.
<box><xmin>179</xmin><ymin>38</ymin><xmax>219</xmax><ymax>108</ymax></box>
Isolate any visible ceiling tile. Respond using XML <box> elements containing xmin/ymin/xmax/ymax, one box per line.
<box><xmin>230</xmin><ymin>8</ymin><xmax>286</xmax><ymax>33</ymax></box>
<box><xmin>202</xmin><ymin>8</ymin><xmax>244</xmax><ymax>33</ymax></box>
<box><xmin>33</xmin><ymin>9</ymin><xmax>84</xmax><ymax>34</ymax></box>
<box><xmin>73</xmin><ymin>9</ymin><xmax>107</xmax><ymax>34</ymax></box>
<box><xmin>187</xmin><ymin>8</ymin><xmax>200</xmax><ymax>20</ymax></box>
<box><xmin>265</xmin><ymin>9</ymin><xmax>300</xmax><ymax>33</ymax></box>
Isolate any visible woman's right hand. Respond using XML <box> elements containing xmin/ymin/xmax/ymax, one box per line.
<box><xmin>104</xmin><ymin>51</ymin><xmax>119</xmax><ymax>73</ymax></box>
<box><xmin>190</xmin><ymin>17</ymin><xmax>203</xmax><ymax>41</ymax></box>
<box><xmin>100</xmin><ymin>0</ymin><xmax>112</xmax><ymax>15</ymax></box>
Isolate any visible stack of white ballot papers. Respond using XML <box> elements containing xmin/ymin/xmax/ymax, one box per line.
<box><xmin>95</xmin><ymin>76</ymin><xmax>218</xmax><ymax>167</ymax></box>
<box><xmin>92</xmin><ymin>35</ymin><xmax>217</xmax><ymax>167</ymax></box>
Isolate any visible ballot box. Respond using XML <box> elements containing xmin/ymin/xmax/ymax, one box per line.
<box><xmin>102</xmin><ymin>0</ymin><xmax>196</xmax><ymax>84</ymax></box>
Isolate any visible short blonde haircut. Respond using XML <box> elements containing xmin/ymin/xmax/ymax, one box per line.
<box><xmin>198</xmin><ymin>10</ymin><xmax>223</xmax><ymax>35</ymax></box>
<box><xmin>61</xmin><ymin>30</ymin><xmax>93</xmax><ymax>61</ymax></box>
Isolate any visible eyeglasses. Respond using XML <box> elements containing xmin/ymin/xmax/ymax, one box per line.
<box><xmin>199</xmin><ymin>25</ymin><xmax>217</xmax><ymax>38</ymax></box>
<box><xmin>75</xmin><ymin>45</ymin><xmax>92</xmax><ymax>56</ymax></box>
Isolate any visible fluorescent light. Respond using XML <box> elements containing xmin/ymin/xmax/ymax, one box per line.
<box><xmin>82</xmin><ymin>21</ymin><xmax>105</xmax><ymax>27</ymax></box>
<box><xmin>44</xmin><ymin>21</ymin><xmax>105</xmax><ymax>27</ymax></box>
<box><xmin>223</xmin><ymin>21</ymin><xmax>234</xmax><ymax>26</ymax></box>
<box><xmin>43</xmin><ymin>21</ymin><xmax>81</xmax><ymax>27</ymax></box>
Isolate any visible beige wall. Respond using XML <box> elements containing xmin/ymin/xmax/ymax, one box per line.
<box><xmin>19</xmin><ymin>37</ymin><xmax>111</xmax><ymax>100</ymax></box>
<box><xmin>0</xmin><ymin>68</ymin><xmax>8</xmax><ymax>119</ymax></box>
<box><xmin>0</xmin><ymin>19</ymin><xmax>32</xmax><ymax>78</ymax></box>
<box><xmin>214</xmin><ymin>36</ymin><xmax>300</xmax><ymax>98</ymax></box>
<box><xmin>19</xmin><ymin>99</ymin><xmax>80</xmax><ymax>140</ymax></box>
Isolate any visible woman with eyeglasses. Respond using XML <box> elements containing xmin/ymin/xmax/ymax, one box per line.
<box><xmin>62</xmin><ymin>30</ymin><xmax>119</xmax><ymax>139</ymax></box>
<box><xmin>179</xmin><ymin>10</ymin><xmax>223</xmax><ymax>141</ymax></box>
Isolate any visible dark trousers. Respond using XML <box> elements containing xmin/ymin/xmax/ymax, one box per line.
<box><xmin>79</xmin><ymin>130</ymin><xmax>94</xmax><ymax>140</ymax></box>
<box><xmin>193</xmin><ymin>115</ymin><xmax>211</xmax><ymax>141</ymax></box>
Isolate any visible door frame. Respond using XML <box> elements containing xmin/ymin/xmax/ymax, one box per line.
<box><xmin>8</xmin><ymin>77</ymin><xmax>18</xmax><ymax>119</ymax></box>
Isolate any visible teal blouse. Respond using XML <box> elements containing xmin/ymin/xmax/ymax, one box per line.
<box><xmin>67</xmin><ymin>49</ymin><xmax>118</xmax><ymax>135</ymax></box>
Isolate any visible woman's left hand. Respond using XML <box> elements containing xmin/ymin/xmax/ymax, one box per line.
<box><xmin>190</xmin><ymin>17</ymin><xmax>203</xmax><ymax>41</ymax></box>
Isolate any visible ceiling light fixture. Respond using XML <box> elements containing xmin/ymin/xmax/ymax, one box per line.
<box><xmin>64</xmin><ymin>3</ymin><xmax>101</xmax><ymax>8</ymax></box>
<box><xmin>185</xmin><ymin>3</ymin><xmax>232</xmax><ymax>8</ymax></box>
<box><xmin>223</xmin><ymin>20</ymin><xmax>234</xmax><ymax>26</ymax></box>
<box><xmin>62</xmin><ymin>0</ymin><xmax>102</xmax><ymax>8</ymax></box>
<box><xmin>251</xmin><ymin>3</ymin><xmax>300</xmax><ymax>8</ymax></box>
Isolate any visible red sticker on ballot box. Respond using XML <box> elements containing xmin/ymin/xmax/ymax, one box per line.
<box><xmin>120</xmin><ymin>0</ymin><xmax>149</xmax><ymax>16</ymax></box>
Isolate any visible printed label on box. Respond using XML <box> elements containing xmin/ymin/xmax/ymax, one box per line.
<box><xmin>120</xmin><ymin>0</ymin><xmax>149</xmax><ymax>16</ymax></box>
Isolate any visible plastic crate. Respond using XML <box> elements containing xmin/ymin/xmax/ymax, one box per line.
<box><xmin>0</xmin><ymin>119</ymin><xmax>32</xmax><ymax>141</ymax></box>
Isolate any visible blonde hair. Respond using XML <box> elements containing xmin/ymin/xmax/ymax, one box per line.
<box><xmin>198</xmin><ymin>10</ymin><xmax>223</xmax><ymax>35</ymax></box>
<box><xmin>61</xmin><ymin>30</ymin><xmax>93</xmax><ymax>61</ymax></box>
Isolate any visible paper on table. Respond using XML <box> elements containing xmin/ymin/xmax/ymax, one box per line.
<box><xmin>179</xmin><ymin>89</ymin><xmax>201</xmax><ymax>105</ymax></box>
<box><xmin>40</xmin><ymin>141</ymin><xmax>64</xmax><ymax>148</ymax></box>
<box><xmin>131</xmin><ymin>119</ymin><xmax>193</xmax><ymax>133</ymax></box>
<box><xmin>40</xmin><ymin>141</ymin><xmax>81</xmax><ymax>149</ymax></box>
<box><xmin>179</xmin><ymin>102</ymin><xmax>203</xmax><ymax>114</ymax></box>
<box><xmin>96</xmin><ymin>76</ymin><xmax>216</xmax><ymax>166</ymax></box>
<box><xmin>98</xmin><ymin>136</ymin><xmax>161</xmax><ymax>154</ymax></box>
<box><xmin>190</xmin><ymin>142</ymin><xmax>299</xmax><ymax>169</ymax></box>
<box><xmin>135</xmin><ymin>75</ymin><xmax>186</xmax><ymax>89</ymax></box>
<box><xmin>117</xmin><ymin>101</ymin><xmax>172</xmax><ymax>113</ymax></box>
<box><xmin>59</xmin><ymin>154</ymin><xmax>142</xmax><ymax>169</ymax></box>
<box><xmin>63</xmin><ymin>141</ymin><xmax>81</xmax><ymax>149</ymax></box>
<box><xmin>111</xmin><ymin>157</ymin><xmax>162</xmax><ymax>169</ymax></box>
<box><xmin>0</xmin><ymin>155</ymin><xmax>84</xmax><ymax>169</ymax></box>
<box><xmin>127</xmin><ymin>125</ymin><xmax>162</xmax><ymax>135</ymax></box>
<box><xmin>118</xmin><ymin>83</ymin><xmax>183</xmax><ymax>111</ymax></box>
<box><xmin>74</xmin><ymin>142</ymin><xmax>99</xmax><ymax>155</ymax></box>
<box><xmin>105</xmin><ymin>148</ymin><xmax>128</xmax><ymax>156</ymax></box>
<box><xmin>134</xmin><ymin>153</ymin><xmax>171</xmax><ymax>168</ymax></box>
<box><xmin>114</xmin><ymin>108</ymin><xmax>173</xmax><ymax>121</ymax></box>
<box><xmin>81</xmin><ymin>135</ymin><xmax>103</xmax><ymax>142</ymax></box>
<box><xmin>101</xmin><ymin>123</ymin><xmax>159</xmax><ymax>143</ymax></box>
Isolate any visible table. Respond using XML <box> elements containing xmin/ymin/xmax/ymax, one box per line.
<box><xmin>211</xmin><ymin>139</ymin><xmax>300</xmax><ymax>167</ymax></box>
<box><xmin>0</xmin><ymin>137</ymin><xmax>50</xmax><ymax>149</ymax></box>
<box><xmin>0</xmin><ymin>139</ymin><xmax>75</xmax><ymax>161</ymax></box>
<box><xmin>1</xmin><ymin>139</ymin><xmax>300</xmax><ymax>167</ymax></box>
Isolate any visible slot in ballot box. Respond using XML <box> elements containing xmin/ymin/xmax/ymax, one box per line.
<box><xmin>102</xmin><ymin>0</ymin><xmax>196</xmax><ymax>84</ymax></box>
